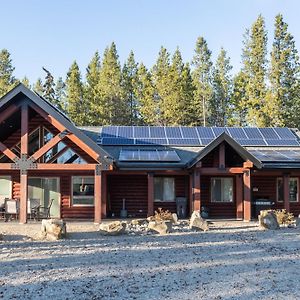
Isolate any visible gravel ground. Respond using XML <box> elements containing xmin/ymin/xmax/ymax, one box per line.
<box><xmin>1</xmin><ymin>221</ymin><xmax>300</xmax><ymax>300</ymax></box>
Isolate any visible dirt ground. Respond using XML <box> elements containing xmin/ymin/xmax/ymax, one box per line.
<box><xmin>1</xmin><ymin>220</ymin><xmax>300</xmax><ymax>300</ymax></box>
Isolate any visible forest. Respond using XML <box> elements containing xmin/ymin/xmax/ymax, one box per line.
<box><xmin>0</xmin><ymin>14</ymin><xmax>299</xmax><ymax>128</ymax></box>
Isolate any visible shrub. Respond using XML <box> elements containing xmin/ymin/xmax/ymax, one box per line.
<box><xmin>149</xmin><ymin>208</ymin><xmax>173</xmax><ymax>222</ymax></box>
<box><xmin>273</xmin><ymin>209</ymin><xmax>294</xmax><ymax>225</ymax></box>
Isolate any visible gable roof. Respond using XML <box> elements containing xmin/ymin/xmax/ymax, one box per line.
<box><xmin>187</xmin><ymin>132</ymin><xmax>262</xmax><ymax>169</ymax></box>
<box><xmin>0</xmin><ymin>84</ymin><xmax>113</xmax><ymax>165</ymax></box>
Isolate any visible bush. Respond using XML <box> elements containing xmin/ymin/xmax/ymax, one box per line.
<box><xmin>273</xmin><ymin>209</ymin><xmax>294</xmax><ymax>225</ymax></box>
<box><xmin>149</xmin><ymin>208</ymin><xmax>173</xmax><ymax>222</ymax></box>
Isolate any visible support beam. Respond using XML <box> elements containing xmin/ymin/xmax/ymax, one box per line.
<box><xmin>219</xmin><ymin>143</ymin><xmax>225</xmax><ymax>169</ymax></box>
<box><xmin>21</xmin><ymin>104</ymin><xmax>29</xmax><ymax>156</ymax></box>
<box><xmin>19</xmin><ymin>171</ymin><xmax>28</xmax><ymax>224</ymax></box>
<box><xmin>0</xmin><ymin>163</ymin><xmax>13</xmax><ymax>169</ymax></box>
<box><xmin>283</xmin><ymin>173</ymin><xmax>290</xmax><ymax>212</ymax></box>
<box><xmin>193</xmin><ymin>169</ymin><xmax>201</xmax><ymax>211</ymax></box>
<box><xmin>243</xmin><ymin>169</ymin><xmax>251</xmax><ymax>221</ymax></box>
<box><xmin>101</xmin><ymin>172</ymin><xmax>107</xmax><ymax>218</ymax></box>
<box><xmin>0</xmin><ymin>104</ymin><xmax>19</xmax><ymax>124</ymax></box>
<box><xmin>0</xmin><ymin>141</ymin><xmax>18</xmax><ymax>161</ymax></box>
<box><xmin>199</xmin><ymin>167</ymin><xmax>246</xmax><ymax>175</ymax></box>
<box><xmin>94</xmin><ymin>166</ymin><xmax>102</xmax><ymax>224</ymax></box>
<box><xmin>30</xmin><ymin>132</ymin><xmax>65</xmax><ymax>161</ymax></box>
<box><xmin>147</xmin><ymin>173</ymin><xmax>154</xmax><ymax>216</ymax></box>
<box><xmin>236</xmin><ymin>175</ymin><xmax>243</xmax><ymax>219</ymax></box>
<box><xmin>189</xmin><ymin>173</ymin><xmax>193</xmax><ymax>216</ymax></box>
<box><xmin>36</xmin><ymin>163</ymin><xmax>97</xmax><ymax>170</ymax></box>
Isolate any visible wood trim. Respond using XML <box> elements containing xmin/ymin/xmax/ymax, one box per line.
<box><xmin>94</xmin><ymin>169</ymin><xmax>102</xmax><ymax>224</ymax></box>
<box><xmin>243</xmin><ymin>169</ymin><xmax>251</xmax><ymax>221</ymax></box>
<box><xmin>199</xmin><ymin>167</ymin><xmax>245</xmax><ymax>175</ymax></box>
<box><xmin>0</xmin><ymin>141</ymin><xmax>18</xmax><ymax>161</ymax></box>
<box><xmin>0</xmin><ymin>163</ymin><xmax>13</xmax><ymax>169</ymax></box>
<box><xmin>193</xmin><ymin>170</ymin><xmax>201</xmax><ymax>211</ymax></box>
<box><xmin>30</xmin><ymin>132</ymin><xmax>64</xmax><ymax>161</ymax></box>
<box><xmin>147</xmin><ymin>173</ymin><xmax>154</xmax><ymax>216</ymax></box>
<box><xmin>236</xmin><ymin>175</ymin><xmax>243</xmax><ymax>219</ymax></box>
<box><xmin>36</xmin><ymin>163</ymin><xmax>97</xmax><ymax>170</ymax></box>
<box><xmin>283</xmin><ymin>174</ymin><xmax>290</xmax><ymax>212</ymax></box>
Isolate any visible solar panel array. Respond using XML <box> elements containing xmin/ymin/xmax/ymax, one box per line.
<box><xmin>249</xmin><ymin>150</ymin><xmax>300</xmax><ymax>162</ymax></box>
<box><xmin>98</xmin><ymin>126</ymin><xmax>300</xmax><ymax>147</ymax></box>
<box><xmin>119</xmin><ymin>149</ymin><xmax>181</xmax><ymax>162</ymax></box>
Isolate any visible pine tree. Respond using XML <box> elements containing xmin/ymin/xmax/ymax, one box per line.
<box><xmin>268</xmin><ymin>14</ymin><xmax>300</xmax><ymax>127</ymax></box>
<box><xmin>42</xmin><ymin>67</ymin><xmax>56</xmax><ymax>104</ymax></box>
<box><xmin>65</xmin><ymin>61</ymin><xmax>87</xmax><ymax>125</ymax></box>
<box><xmin>33</xmin><ymin>78</ymin><xmax>44</xmax><ymax>95</ymax></box>
<box><xmin>55</xmin><ymin>77</ymin><xmax>66</xmax><ymax>112</ymax></box>
<box><xmin>122</xmin><ymin>51</ymin><xmax>139</xmax><ymax>125</ymax></box>
<box><xmin>191</xmin><ymin>37</ymin><xmax>213</xmax><ymax>126</ymax></box>
<box><xmin>210</xmin><ymin>48</ymin><xmax>233</xmax><ymax>126</ymax></box>
<box><xmin>242</xmin><ymin>15</ymin><xmax>268</xmax><ymax>126</ymax></box>
<box><xmin>85</xmin><ymin>51</ymin><xmax>101</xmax><ymax>124</ymax></box>
<box><xmin>21</xmin><ymin>77</ymin><xmax>30</xmax><ymax>88</ymax></box>
<box><xmin>0</xmin><ymin>49</ymin><xmax>16</xmax><ymax>97</ymax></box>
<box><xmin>98</xmin><ymin>42</ymin><xmax>127</xmax><ymax>125</ymax></box>
<box><xmin>135</xmin><ymin>63</ymin><xmax>157</xmax><ymax>125</ymax></box>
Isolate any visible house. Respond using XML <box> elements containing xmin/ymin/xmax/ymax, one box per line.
<box><xmin>1</xmin><ymin>84</ymin><xmax>300</xmax><ymax>224</ymax></box>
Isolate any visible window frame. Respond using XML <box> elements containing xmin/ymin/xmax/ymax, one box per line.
<box><xmin>210</xmin><ymin>177</ymin><xmax>234</xmax><ymax>203</ymax></box>
<box><xmin>154</xmin><ymin>177</ymin><xmax>175</xmax><ymax>202</ymax></box>
<box><xmin>71</xmin><ymin>176</ymin><xmax>95</xmax><ymax>207</ymax></box>
<box><xmin>276</xmin><ymin>177</ymin><xmax>299</xmax><ymax>203</ymax></box>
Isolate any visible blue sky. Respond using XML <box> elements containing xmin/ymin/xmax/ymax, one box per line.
<box><xmin>2</xmin><ymin>0</ymin><xmax>300</xmax><ymax>83</ymax></box>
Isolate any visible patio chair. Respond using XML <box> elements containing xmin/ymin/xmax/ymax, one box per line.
<box><xmin>27</xmin><ymin>198</ymin><xmax>40</xmax><ymax>220</ymax></box>
<box><xmin>4</xmin><ymin>199</ymin><xmax>19</xmax><ymax>222</ymax></box>
<box><xmin>37</xmin><ymin>198</ymin><xmax>54</xmax><ymax>220</ymax></box>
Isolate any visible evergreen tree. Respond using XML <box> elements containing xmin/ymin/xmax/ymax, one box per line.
<box><xmin>42</xmin><ymin>67</ymin><xmax>56</xmax><ymax>104</ymax></box>
<box><xmin>55</xmin><ymin>77</ymin><xmax>66</xmax><ymax>112</ymax></box>
<box><xmin>33</xmin><ymin>78</ymin><xmax>44</xmax><ymax>95</ymax></box>
<box><xmin>191</xmin><ymin>37</ymin><xmax>213</xmax><ymax>126</ymax></box>
<box><xmin>210</xmin><ymin>48</ymin><xmax>233</xmax><ymax>126</ymax></box>
<box><xmin>65</xmin><ymin>61</ymin><xmax>87</xmax><ymax>125</ymax></box>
<box><xmin>135</xmin><ymin>63</ymin><xmax>157</xmax><ymax>125</ymax></box>
<box><xmin>242</xmin><ymin>15</ymin><xmax>268</xmax><ymax>126</ymax></box>
<box><xmin>21</xmin><ymin>76</ymin><xmax>30</xmax><ymax>88</ymax></box>
<box><xmin>122</xmin><ymin>51</ymin><xmax>139</xmax><ymax>125</ymax></box>
<box><xmin>98</xmin><ymin>42</ymin><xmax>127</xmax><ymax>125</ymax></box>
<box><xmin>0</xmin><ymin>49</ymin><xmax>16</xmax><ymax>97</ymax></box>
<box><xmin>268</xmin><ymin>14</ymin><xmax>300</xmax><ymax>127</ymax></box>
<box><xmin>85</xmin><ymin>51</ymin><xmax>101</xmax><ymax>124</ymax></box>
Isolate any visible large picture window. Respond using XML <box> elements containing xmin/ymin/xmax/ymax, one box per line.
<box><xmin>72</xmin><ymin>177</ymin><xmax>94</xmax><ymax>206</ymax></box>
<box><xmin>211</xmin><ymin>177</ymin><xmax>233</xmax><ymax>203</ymax></box>
<box><xmin>277</xmin><ymin>177</ymin><xmax>298</xmax><ymax>202</ymax></box>
<box><xmin>154</xmin><ymin>177</ymin><xmax>175</xmax><ymax>202</ymax></box>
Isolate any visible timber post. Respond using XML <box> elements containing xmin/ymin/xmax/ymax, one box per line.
<box><xmin>94</xmin><ymin>165</ymin><xmax>102</xmax><ymax>224</ymax></box>
<box><xmin>193</xmin><ymin>169</ymin><xmax>201</xmax><ymax>211</ymax></box>
<box><xmin>236</xmin><ymin>174</ymin><xmax>243</xmax><ymax>219</ymax></box>
<box><xmin>283</xmin><ymin>173</ymin><xmax>290</xmax><ymax>212</ymax></box>
<box><xmin>147</xmin><ymin>173</ymin><xmax>154</xmax><ymax>216</ymax></box>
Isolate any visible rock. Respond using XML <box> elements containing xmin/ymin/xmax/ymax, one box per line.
<box><xmin>41</xmin><ymin>219</ymin><xmax>66</xmax><ymax>240</ymax></box>
<box><xmin>131</xmin><ymin>219</ymin><xmax>147</xmax><ymax>226</ymax></box>
<box><xmin>148</xmin><ymin>220</ymin><xmax>172</xmax><ymax>235</ymax></box>
<box><xmin>189</xmin><ymin>211</ymin><xmax>209</xmax><ymax>231</ymax></box>
<box><xmin>296</xmin><ymin>217</ymin><xmax>300</xmax><ymax>227</ymax></box>
<box><xmin>259</xmin><ymin>210</ymin><xmax>279</xmax><ymax>230</ymax></box>
<box><xmin>171</xmin><ymin>213</ymin><xmax>179</xmax><ymax>224</ymax></box>
<box><xmin>0</xmin><ymin>233</ymin><xmax>3</xmax><ymax>240</ymax></box>
<box><xmin>99</xmin><ymin>221</ymin><xmax>126</xmax><ymax>235</ymax></box>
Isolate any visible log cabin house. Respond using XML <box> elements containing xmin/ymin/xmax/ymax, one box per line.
<box><xmin>1</xmin><ymin>84</ymin><xmax>300</xmax><ymax>223</ymax></box>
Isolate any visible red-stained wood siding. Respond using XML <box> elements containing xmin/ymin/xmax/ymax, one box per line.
<box><xmin>200</xmin><ymin>176</ymin><xmax>237</xmax><ymax>218</ymax></box>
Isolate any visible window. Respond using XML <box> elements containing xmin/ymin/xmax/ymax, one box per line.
<box><xmin>72</xmin><ymin>177</ymin><xmax>94</xmax><ymax>206</ymax></box>
<box><xmin>277</xmin><ymin>177</ymin><xmax>298</xmax><ymax>202</ymax></box>
<box><xmin>154</xmin><ymin>177</ymin><xmax>175</xmax><ymax>202</ymax></box>
<box><xmin>0</xmin><ymin>176</ymin><xmax>12</xmax><ymax>201</ymax></box>
<box><xmin>211</xmin><ymin>177</ymin><xmax>233</xmax><ymax>202</ymax></box>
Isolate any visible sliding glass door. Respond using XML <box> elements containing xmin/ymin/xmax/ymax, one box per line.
<box><xmin>28</xmin><ymin>177</ymin><xmax>60</xmax><ymax>218</ymax></box>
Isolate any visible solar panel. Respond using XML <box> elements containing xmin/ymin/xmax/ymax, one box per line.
<box><xmin>259</xmin><ymin>128</ymin><xmax>279</xmax><ymax>139</ymax></box>
<box><xmin>101</xmin><ymin>126</ymin><xmax>118</xmax><ymax>138</ymax></box>
<box><xmin>212</xmin><ymin>127</ymin><xmax>227</xmax><ymax>137</ymax></box>
<box><xmin>181</xmin><ymin>127</ymin><xmax>198</xmax><ymax>138</ymax></box>
<box><xmin>196</xmin><ymin>127</ymin><xmax>214</xmax><ymax>139</ymax></box>
<box><xmin>118</xmin><ymin>126</ymin><xmax>133</xmax><ymax>138</ymax></box>
<box><xmin>227</xmin><ymin>127</ymin><xmax>247</xmax><ymax>139</ymax></box>
<box><xmin>119</xmin><ymin>149</ymin><xmax>180</xmax><ymax>162</ymax></box>
<box><xmin>149</xmin><ymin>127</ymin><xmax>166</xmax><ymax>138</ymax></box>
<box><xmin>243</xmin><ymin>128</ymin><xmax>264</xmax><ymax>139</ymax></box>
<box><xmin>165</xmin><ymin>127</ymin><xmax>182</xmax><ymax>138</ymax></box>
<box><xmin>135</xmin><ymin>138</ymin><xmax>168</xmax><ymax>145</ymax></box>
<box><xmin>273</xmin><ymin>128</ymin><xmax>297</xmax><ymax>140</ymax></box>
<box><xmin>237</xmin><ymin>139</ymin><xmax>267</xmax><ymax>146</ymax></box>
<box><xmin>168</xmin><ymin>138</ymin><xmax>201</xmax><ymax>146</ymax></box>
<box><xmin>102</xmin><ymin>138</ymin><xmax>134</xmax><ymax>145</ymax></box>
<box><xmin>200</xmin><ymin>138</ymin><xmax>214</xmax><ymax>145</ymax></box>
<box><xmin>134</xmin><ymin>126</ymin><xmax>150</xmax><ymax>138</ymax></box>
<box><xmin>265</xmin><ymin>139</ymin><xmax>300</xmax><ymax>146</ymax></box>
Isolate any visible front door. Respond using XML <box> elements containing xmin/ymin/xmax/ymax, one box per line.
<box><xmin>28</xmin><ymin>177</ymin><xmax>60</xmax><ymax>218</ymax></box>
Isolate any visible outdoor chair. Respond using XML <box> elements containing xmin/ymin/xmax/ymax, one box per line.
<box><xmin>37</xmin><ymin>198</ymin><xmax>54</xmax><ymax>220</ymax></box>
<box><xmin>4</xmin><ymin>199</ymin><xmax>19</xmax><ymax>222</ymax></box>
<box><xmin>28</xmin><ymin>198</ymin><xmax>40</xmax><ymax>220</ymax></box>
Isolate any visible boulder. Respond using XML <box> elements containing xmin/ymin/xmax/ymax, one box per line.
<box><xmin>189</xmin><ymin>211</ymin><xmax>209</xmax><ymax>231</ymax></box>
<box><xmin>99</xmin><ymin>221</ymin><xmax>126</xmax><ymax>235</ymax></box>
<box><xmin>259</xmin><ymin>210</ymin><xmax>279</xmax><ymax>230</ymax></box>
<box><xmin>0</xmin><ymin>233</ymin><xmax>3</xmax><ymax>241</ymax></box>
<box><xmin>41</xmin><ymin>219</ymin><xmax>67</xmax><ymax>240</ymax></box>
<box><xmin>296</xmin><ymin>217</ymin><xmax>300</xmax><ymax>228</ymax></box>
<box><xmin>148</xmin><ymin>220</ymin><xmax>172</xmax><ymax>235</ymax></box>
<box><xmin>171</xmin><ymin>213</ymin><xmax>179</xmax><ymax>224</ymax></box>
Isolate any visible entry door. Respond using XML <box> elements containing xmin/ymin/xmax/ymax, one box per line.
<box><xmin>28</xmin><ymin>177</ymin><xmax>60</xmax><ymax>218</ymax></box>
